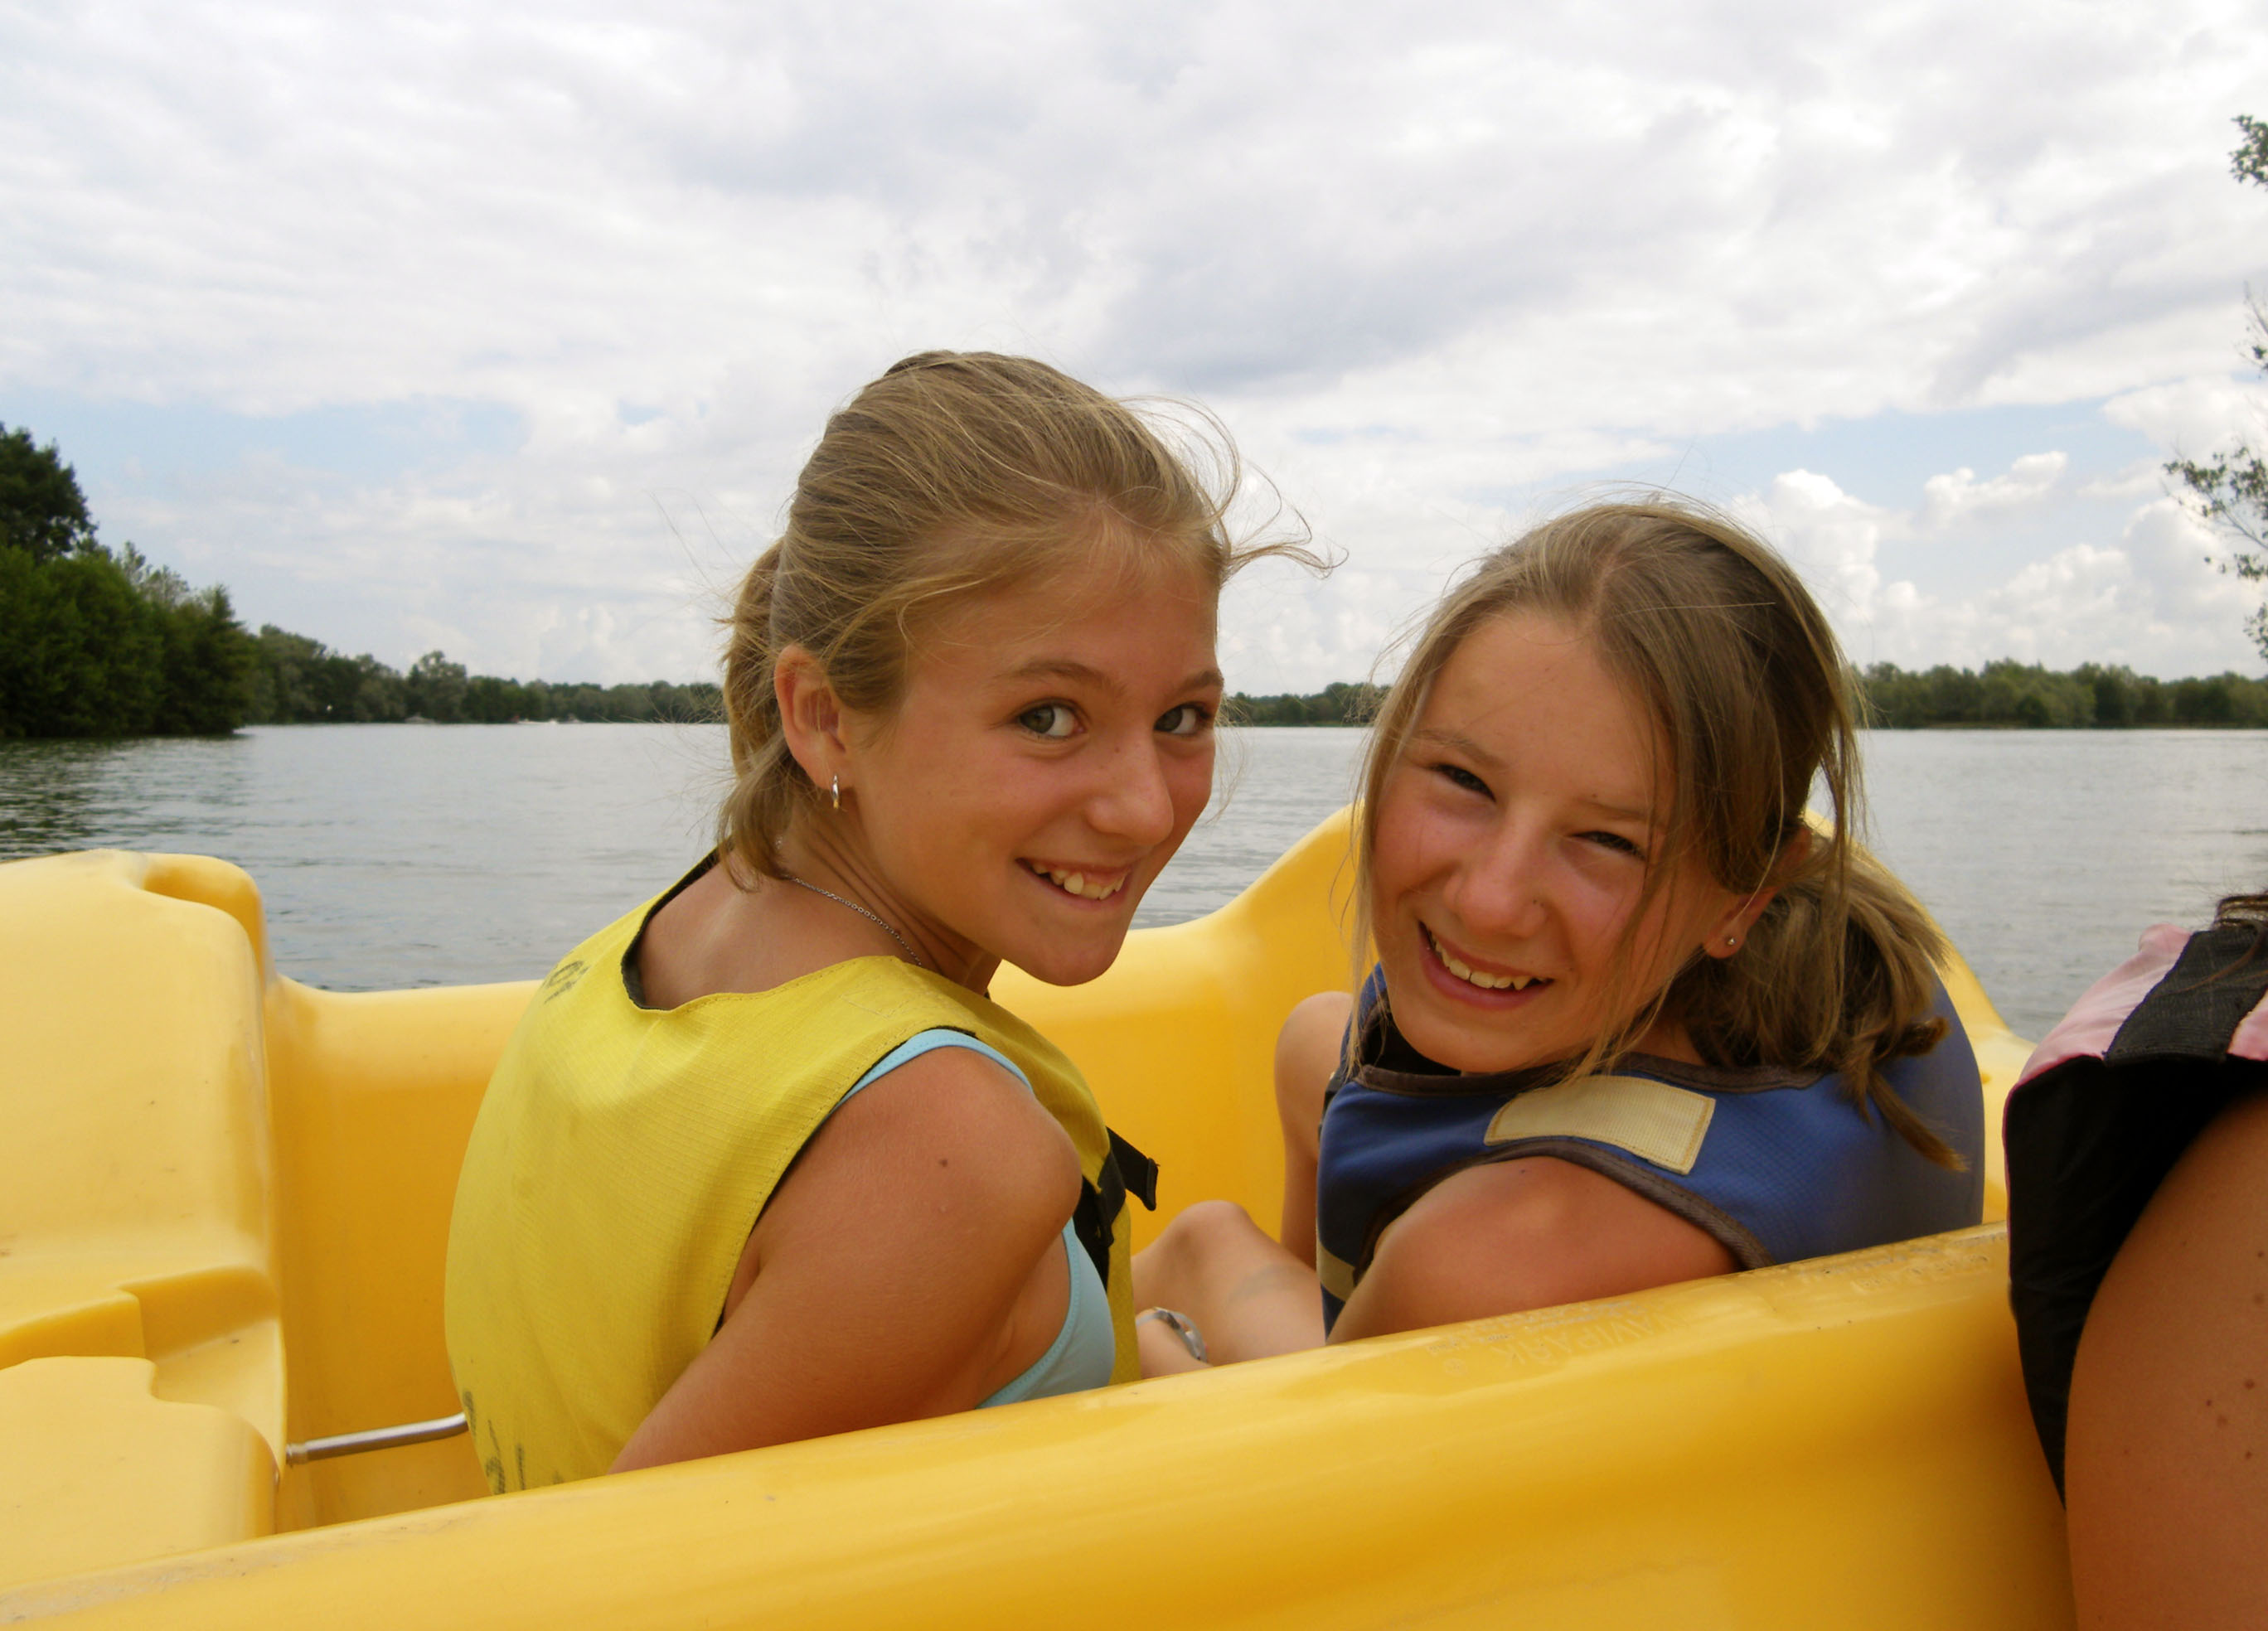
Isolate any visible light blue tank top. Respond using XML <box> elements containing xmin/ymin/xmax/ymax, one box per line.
<box><xmin>841</xmin><ymin>1028</ymin><xmax>1116</xmax><ymax>1407</ymax></box>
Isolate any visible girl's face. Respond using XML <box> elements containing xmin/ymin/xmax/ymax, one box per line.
<box><xmin>1370</xmin><ymin>610</ymin><xmax>1753</xmax><ymax>1074</ymax></box>
<box><xmin>839</xmin><ymin>552</ymin><xmax>1223</xmax><ymax>989</ymax></box>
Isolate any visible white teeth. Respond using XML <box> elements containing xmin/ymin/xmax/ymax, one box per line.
<box><xmin>1428</xmin><ymin>929</ymin><xmax>1537</xmax><ymax>992</ymax></box>
<box><xmin>1038</xmin><ymin>865</ymin><xmax>1125</xmax><ymax>901</ymax></box>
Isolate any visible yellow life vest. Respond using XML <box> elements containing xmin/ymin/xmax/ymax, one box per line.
<box><xmin>443</xmin><ymin>873</ymin><xmax>1142</xmax><ymax>1491</ymax></box>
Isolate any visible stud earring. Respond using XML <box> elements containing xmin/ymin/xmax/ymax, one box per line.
<box><xmin>1724</xmin><ymin>935</ymin><xmax>1739</xmax><ymax>948</ymax></box>
<box><xmin>831</xmin><ymin>774</ymin><xmax>841</xmax><ymax>811</ymax></box>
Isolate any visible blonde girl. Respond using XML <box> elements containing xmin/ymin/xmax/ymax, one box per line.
<box><xmin>446</xmin><ymin>352</ymin><xmax>1308</xmax><ymax>1483</ymax></box>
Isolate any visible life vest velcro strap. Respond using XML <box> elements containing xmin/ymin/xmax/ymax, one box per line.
<box><xmin>1108</xmin><ymin>1128</ymin><xmax>1160</xmax><ymax>1211</ymax></box>
<box><xmin>1071</xmin><ymin>1185</ymin><xmax>1112</xmax><ymax>1291</ymax></box>
<box><xmin>1069</xmin><ymin>1129</ymin><xmax>1160</xmax><ymax>1292</ymax></box>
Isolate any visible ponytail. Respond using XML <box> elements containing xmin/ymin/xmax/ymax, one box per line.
<box><xmin>1679</xmin><ymin>845</ymin><xmax>1963</xmax><ymax>1169</ymax></box>
<box><xmin>715</xmin><ymin>541</ymin><xmax>802</xmax><ymax>881</ymax></box>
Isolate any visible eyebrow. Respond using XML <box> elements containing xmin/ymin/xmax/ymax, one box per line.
<box><xmin>1411</xmin><ymin>727</ymin><xmax>1500</xmax><ymax>768</ymax></box>
<box><xmin>1006</xmin><ymin>658</ymin><xmax>1224</xmax><ymax>695</ymax></box>
<box><xmin>1582</xmin><ymin>795</ymin><xmax>1660</xmax><ymax>825</ymax></box>
<box><xmin>1408</xmin><ymin>728</ymin><xmax>1660</xmax><ymax>825</ymax></box>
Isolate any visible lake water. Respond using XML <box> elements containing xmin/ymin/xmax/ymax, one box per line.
<box><xmin>4</xmin><ymin>724</ymin><xmax>2266</xmax><ymax>1039</ymax></box>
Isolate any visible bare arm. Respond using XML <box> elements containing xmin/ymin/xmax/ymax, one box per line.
<box><xmin>2065</xmin><ymin>1089</ymin><xmax>2268</xmax><ymax>1630</ymax></box>
<box><xmin>1275</xmin><ymin>990</ymin><xmax>1352</xmax><ymax>1261</ymax></box>
<box><xmin>611</xmin><ymin>1048</ymin><xmax>1081</xmax><ymax>1471</ymax></box>
<box><xmin>1329</xmin><ymin>1155</ymin><xmax>1737</xmax><ymax>1342</ymax></box>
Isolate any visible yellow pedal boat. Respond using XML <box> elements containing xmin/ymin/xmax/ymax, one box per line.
<box><xmin>0</xmin><ymin>812</ymin><xmax>2074</xmax><ymax>1628</ymax></box>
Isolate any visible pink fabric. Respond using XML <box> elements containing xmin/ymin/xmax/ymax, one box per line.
<box><xmin>2230</xmin><ymin>984</ymin><xmax>2268</xmax><ymax>1062</ymax></box>
<box><xmin>2018</xmin><ymin>923</ymin><xmax>2193</xmax><ymax>1086</ymax></box>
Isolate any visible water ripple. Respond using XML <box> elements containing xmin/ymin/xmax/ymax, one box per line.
<box><xmin>6</xmin><ymin>724</ymin><xmax>2266</xmax><ymax>1038</ymax></box>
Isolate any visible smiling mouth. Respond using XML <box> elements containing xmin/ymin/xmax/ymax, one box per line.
<box><xmin>1023</xmin><ymin>860</ymin><xmax>1128</xmax><ymax>902</ymax></box>
<box><xmin>1424</xmin><ymin>925</ymin><xmax>1547</xmax><ymax>993</ymax></box>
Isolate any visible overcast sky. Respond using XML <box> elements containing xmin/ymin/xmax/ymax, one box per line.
<box><xmin>6</xmin><ymin>0</ymin><xmax>2267</xmax><ymax>693</ymax></box>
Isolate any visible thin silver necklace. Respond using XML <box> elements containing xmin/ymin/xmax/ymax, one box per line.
<box><xmin>778</xmin><ymin>872</ymin><xmax>929</xmax><ymax>971</ymax></box>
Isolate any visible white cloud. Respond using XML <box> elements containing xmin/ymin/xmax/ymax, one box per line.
<box><xmin>2102</xmin><ymin>372</ymin><xmax>2268</xmax><ymax>463</ymax></box>
<box><xmin>1929</xmin><ymin>500</ymin><xmax>2261</xmax><ymax>675</ymax></box>
<box><xmin>2077</xmin><ymin>460</ymin><xmax>2164</xmax><ymax>501</ymax></box>
<box><xmin>3</xmin><ymin>0</ymin><xmax>2268</xmax><ymax>681</ymax></box>
<box><xmin>1740</xmin><ymin>464</ymin><xmax>2262</xmax><ymax>676</ymax></box>
<box><xmin>1920</xmin><ymin>452</ymin><xmax>2067</xmax><ymax>528</ymax></box>
<box><xmin>1737</xmin><ymin>470</ymin><xmax>1897</xmax><ymax>632</ymax></box>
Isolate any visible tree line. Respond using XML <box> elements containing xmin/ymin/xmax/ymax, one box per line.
<box><xmin>0</xmin><ymin>423</ymin><xmax>717</xmax><ymax>738</ymax></box>
<box><xmin>1228</xmin><ymin>680</ymin><xmax>1389</xmax><ymax>726</ymax></box>
<box><xmin>1854</xmin><ymin>661</ymin><xmax>2268</xmax><ymax>729</ymax></box>
<box><xmin>1232</xmin><ymin>667</ymin><xmax>2268</xmax><ymax>730</ymax></box>
<box><xmin>250</xmin><ymin>628</ymin><xmax>719</xmax><ymax>725</ymax></box>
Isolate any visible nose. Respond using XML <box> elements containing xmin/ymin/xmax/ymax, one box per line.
<box><xmin>1087</xmin><ymin>733</ymin><xmax>1184</xmax><ymax>849</ymax></box>
<box><xmin>1444</xmin><ymin>820</ymin><xmax>1551</xmax><ymax>941</ymax></box>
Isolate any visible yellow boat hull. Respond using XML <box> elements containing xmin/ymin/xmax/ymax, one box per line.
<box><xmin>0</xmin><ymin>813</ymin><xmax>2072</xmax><ymax>1627</ymax></box>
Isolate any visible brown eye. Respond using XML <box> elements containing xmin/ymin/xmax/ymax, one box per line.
<box><xmin>1433</xmin><ymin>762</ymin><xmax>1490</xmax><ymax>796</ymax></box>
<box><xmin>1017</xmin><ymin>703</ymin><xmax>1078</xmax><ymax>738</ymax></box>
<box><xmin>1156</xmin><ymin>704</ymin><xmax>1211</xmax><ymax>737</ymax></box>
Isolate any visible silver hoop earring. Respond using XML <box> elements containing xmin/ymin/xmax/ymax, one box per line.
<box><xmin>830</xmin><ymin>774</ymin><xmax>841</xmax><ymax>811</ymax></box>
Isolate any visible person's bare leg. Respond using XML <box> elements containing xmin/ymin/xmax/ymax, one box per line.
<box><xmin>1276</xmin><ymin>991</ymin><xmax>1352</xmax><ymax>1261</ymax></box>
<box><xmin>1132</xmin><ymin>1200</ymin><xmax>1326</xmax><ymax>1368</ymax></box>
<box><xmin>2066</xmin><ymin>1088</ymin><xmax>2268</xmax><ymax>1629</ymax></box>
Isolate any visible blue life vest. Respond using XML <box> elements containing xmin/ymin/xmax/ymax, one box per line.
<box><xmin>1314</xmin><ymin>970</ymin><xmax>1986</xmax><ymax>1330</ymax></box>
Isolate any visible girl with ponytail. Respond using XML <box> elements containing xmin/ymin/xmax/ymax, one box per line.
<box><xmin>1134</xmin><ymin>500</ymin><xmax>1984</xmax><ymax>1371</ymax></box>
<box><xmin>445</xmin><ymin>352</ymin><xmax>1311</xmax><ymax>1483</ymax></box>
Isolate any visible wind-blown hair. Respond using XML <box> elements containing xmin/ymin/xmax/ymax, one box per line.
<box><xmin>1355</xmin><ymin>499</ymin><xmax>1963</xmax><ymax>1168</ymax></box>
<box><xmin>2214</xmin><ymin>885</ymin><xmax>2268</xmax><ymax>972</ymax></box>
<box><xmin>718</xmin><ymin>350</ymin><xmax>1314</xmax><ymax>879</ymax></box>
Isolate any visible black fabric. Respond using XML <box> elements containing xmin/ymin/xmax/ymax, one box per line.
<box><xmin>1072</xmin><ymin>1128</ymin><xmax>1158</xmax><ymax>1291</ymax></box>
<box><xmin>2106</xmin><ymin>925</ymin><xmax>2268</xmax><ymax>1065</ymax></box>
<box><xmin>2006</xmin><ymin>927</ymin><xmax>2268</xmax><ymax>1495</ymax></box>
<box><xmin>1108</xmin><ymin>1130</ymin><xmax>1160</xmax><ymax>1211</ymax></box>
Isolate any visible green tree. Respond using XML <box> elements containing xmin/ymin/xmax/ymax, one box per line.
<box><xmin>0</xmin><ymin>425</ymin><xmax>99</xmax><ymax>564</ymax></box>
<box><xmin>150</xmin><ymin>585</ymin><xmax>258</xmax><ymax>734</ymax></box>
<box><xmin>405</xmin><ymin>651</ymin><xmax>469</xmax><ymax>722</ymax></box>
<box><xmin>0</xmin><ymin>548</ymin><xmax>162</xmax><ymax>736</ymax></box>
<box><xmin>2168</xmin><ymin>115</ymin><xmax>2268</xmax><ymax>661</ymax></box>
<box><xmin>1225</xmin><ymin>680</ymin><xmax>1388</xmax><ymax>726</ymax></box>
<box><xmin>0</xmin><ymin>428</ymin><xmax>257</xmax><ymax>738</ymax></box>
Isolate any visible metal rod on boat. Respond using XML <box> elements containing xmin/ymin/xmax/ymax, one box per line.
<box><xmin>284</xmin><ymin>1411</ymin><xmax>469</xmax><ymax>1465</ymax></box>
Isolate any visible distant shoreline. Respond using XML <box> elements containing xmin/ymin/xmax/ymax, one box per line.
<box><xmin>1228</xmin><ymin>663</ymin><xmax>2268</xmax><ymax>733</ymax></box>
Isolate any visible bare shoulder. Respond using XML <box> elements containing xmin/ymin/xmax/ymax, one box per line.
<box><xmin>613</xmin><ymin>1043</ymin><xmax>1084</xmax><ymax>1469</ymax></box>
<box><xmin>755</xmin><ymin>1043</ymin><xmax>1083</xmax><ymax>1261</ymax></box>
<box><xmin>1332</xmin><ymin>1155</ymin><xmax>1738</xmax><ymax>1340</ymax></box>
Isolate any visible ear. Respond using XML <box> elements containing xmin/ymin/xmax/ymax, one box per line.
<box><xmin>773</xmin><ymin>646</ymin><xmax>850</xmax><ymax>794</ymax></box>
<box><xmin>1702</xmin><ymin>828</ymin><xmax>1812</xmax><ymax>961</ymax></box>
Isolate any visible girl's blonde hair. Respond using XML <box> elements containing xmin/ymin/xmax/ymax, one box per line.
<box><xmin>719</xmin><ymin>351</ymin><xmax>1310</xmax><ymax>878</ymax></box>
<box><xmin>1356</xmin><ymin>499</ymin><xmax>1960</xmax><ymax>1167</ymax></box>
